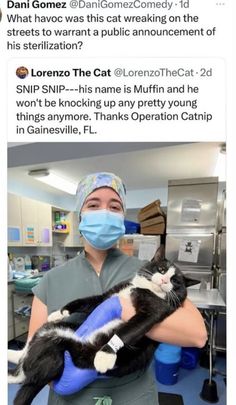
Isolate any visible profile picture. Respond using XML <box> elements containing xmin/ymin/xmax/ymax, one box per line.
<box><xmin>16</xmin><ymin>66</ymin><xmax>29</xmax><ymax>79</ymax></box>
<box><xmin>0</xmin><ymin>8</ymin><xmax>2</xmax><ymax>22</ymax></box>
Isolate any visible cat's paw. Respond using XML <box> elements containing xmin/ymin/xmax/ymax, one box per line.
<box><xmin>8</xmin><ymin>371</ymin><xmax>26</xmax><ymax>384</ymax></box>
<box><xmin>8</xmin><ymin>349</ymin><xmax>23</xmax><ymax>365</ymax></box>
<box><xmin>94</xmin><ymin>350</ymin><xmax>117</xmax><ymax>373</ymax></box>
<box><xmin>47</xmin><ymin>309</ymin><xmax>69</xmax><ymax>322</ymax></box>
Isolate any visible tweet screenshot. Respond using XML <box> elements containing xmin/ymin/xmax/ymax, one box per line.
<box><xmin>3</xmin><ymin>0</ymin><xmax>231</xmax><ymax>141</ymax></box>
<box><xmin>2</xmin><ymin>1</ymin><xmax>233</xmax><ymax>405</ymax></box>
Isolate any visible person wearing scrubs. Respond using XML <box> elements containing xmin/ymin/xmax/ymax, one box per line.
<box><xmin>29</xmin><ymin>172</ymin><xmax>207</xmax><ymax>405</ymax></box>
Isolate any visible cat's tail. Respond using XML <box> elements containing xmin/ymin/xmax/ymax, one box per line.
<box><xmin>13</xmin><ymin>381</ymin><xmax>46</xmax><ymax>405</ymax></box>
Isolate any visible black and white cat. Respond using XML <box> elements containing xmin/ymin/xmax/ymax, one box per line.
<box><xmin>8</xmin><ymin>247</ymin><xmax>199</xmax><ymax>405</ymax></box>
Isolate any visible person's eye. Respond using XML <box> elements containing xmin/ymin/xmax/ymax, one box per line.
<box><xmin>87</xmin><ymin>203</ymin><xmax>99</xmax><ymax>209</ymax></box>
<box><xmin>110</xmin><ymin>205</ymin><xmax>122</xmax><ymax>211</ymax></box>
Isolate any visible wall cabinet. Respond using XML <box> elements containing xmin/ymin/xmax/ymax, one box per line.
<box><xmin>8</xmin><ymin>194</ymin><xmax>22</xmax><ymax>246</ymax></box>
<box><xmin>7</xmin><ymin>193</ymin><xmax>82</xmax><ymax>248</ymax></box>
<box><xmin>8</xmin><ymin>193</ymin><xmax>52</xmax><ymax>247</ymax></box>
<box><xmin>21</xmin><ymin>197</ymin><xmax>52</xmax><ymax>246</ymax></box>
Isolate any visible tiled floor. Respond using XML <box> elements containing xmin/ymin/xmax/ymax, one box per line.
<box><xmin>8</xmin><ymin>351</ymin><xmax>226</xmax><ymax>405</ymax></box>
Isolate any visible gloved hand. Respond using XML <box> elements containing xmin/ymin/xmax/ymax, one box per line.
<box><xmin>53</xmin><ymin>295</ymin><xmax>122</xmax><ymax>395</ymax></box>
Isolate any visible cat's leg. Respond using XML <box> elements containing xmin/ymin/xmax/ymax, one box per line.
<box><xmin>8</xmin><ymin>349</ymin><xmax>24</xmax><ymax>364</ymax></box>
<box><xmin>48</xmin><ymin>297</ymin><xmax>106</xmax><ymax>322</ymax></box>
<box><xmin>107</xmin><ymin>340</ymin><xmax>157</xmax><ymax>377</ymax></box>
<box><xmin>94</xmin><ymin>313</ymin><xmax>157</xmax><ymax>373</ymax></box>
<box><xmin>8</xmin><ymin>340</ymin><xmax>31</xmax><ymax>382</ymax></box>
<box><xmin>13</xmin><ymin>342</ymin><xmax>65</xmax><ymax>405</ymax></box>
<box><xmin>13</xmin><ymin>357</ymin><xmax>63</xmax><ymax>405</ymax></box>
<box><xmin>8</xmin><ymin>363</ymin><xmax>26</xmax><ymax>384</ymax></box>
<box><xmin>47</xmin><ymin>309</ymin><xmax>70</xmax><ymax>322</ymax></box>
<box><xmin>61</xmin><ymin>294</ymin><xmax>105</xmax><ymax>316</ymax></box>
<box><xmin>8</xmin><ymin>339</ymin><xmax>30</xmax><ymax>364</ymax></box>
<box><xmin>8</xmin><ymin>343</ymin><xmax>31</xmax><ymax>384</ymax></box>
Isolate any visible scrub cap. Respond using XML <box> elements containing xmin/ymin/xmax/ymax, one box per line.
<box><xmin>76</xmin><ymin>172</ymin><xmax>126</xmax><ymax>214</ymax></box>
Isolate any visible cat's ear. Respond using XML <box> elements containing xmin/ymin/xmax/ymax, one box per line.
<box><xmin>151</xmin><ymin>245</ymin><xmax>165</xmax><ymax>263</ymax></box>
<box><xmin>183</xmin><ymin>276</ymin><xmax>201</xmax><ymax>288</ymax></box>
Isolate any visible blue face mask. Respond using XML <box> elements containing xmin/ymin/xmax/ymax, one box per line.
<box><xmin>79</xmin><ymin>209</ymin><xmax>125</xmax><ymax>250</ymax></box>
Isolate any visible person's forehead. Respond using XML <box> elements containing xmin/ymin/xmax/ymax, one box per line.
<box><xmin>85</xmin><ymin>187</ymin><xmax>122</xmax><ymax>202</ymax></box>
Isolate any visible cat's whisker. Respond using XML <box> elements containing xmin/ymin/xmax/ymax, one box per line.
<box><xmin>168</xmin><ymin>292</ymin><xmax>175</xmax><ymax>308</ymax></box>
<box><xmin>167</xmin><ymin>294</ymin><xmax>171</xmax><ymax>307</ymax></box>
<box><xmin>172</xmin><ymin>290</ymin><xmax>181</xmax><ymax>303</ymax></box>
<box><xmin>170</xmin><ymin>290</ymin><xmax>181</xmax><ymax>308</ymax></box>
<box><xmin>167</xmin><ymin>291</ymin><xmax>175</xmax><ymax>307</ymax></box>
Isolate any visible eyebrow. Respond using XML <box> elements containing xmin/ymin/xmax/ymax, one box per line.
<box><xmin>85</xmin><ymin>197</ymin><xmax>123</xmax><ymax>207</ymax></box>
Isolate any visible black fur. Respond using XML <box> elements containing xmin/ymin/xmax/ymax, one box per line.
<box><xmin>8</xmin><ymin>248</ymin><xmax>199</xmax><ymax>405</ymax></box>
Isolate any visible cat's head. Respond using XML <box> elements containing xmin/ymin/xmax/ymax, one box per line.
<box><xmin>137</xmin><ymin>246</ymin><xmax>200</xmax><ymax>299</ymax></box>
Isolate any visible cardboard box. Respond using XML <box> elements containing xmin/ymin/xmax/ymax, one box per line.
<box><xmin>138</xmin><ymin>200</ymin><xmax>165</xmax><ymax>222</ymax></box>
<box><xmin>140</xmin><ymin>215</ymin><xmax>165</xmax><ymax>228</ymax></box>
<box><xmin>141</xmin><ymin>222</ymin><xmax>165</xmax><ymax>235</ymax></box>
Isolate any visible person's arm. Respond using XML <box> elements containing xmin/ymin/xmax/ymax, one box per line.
<box><xmin>28</xmin><ymin>295</ymin><xmax>48</xmax><ymax>339</ymax></box>
<box><xmin>120</xmin><ymin>297</ymin><xmax>207</xmax><ymax>348</ymax></box>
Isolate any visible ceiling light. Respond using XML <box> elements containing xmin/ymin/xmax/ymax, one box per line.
<box><xmin>28</xmin><ymin>169</ymin><xmax>77</xmax><ymax>195</ymax></box>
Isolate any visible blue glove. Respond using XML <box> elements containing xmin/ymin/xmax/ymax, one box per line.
<box><xmin>53</xmin><ymin>295</ymin><xmax>122</xmax><ymax>395</ymax></box>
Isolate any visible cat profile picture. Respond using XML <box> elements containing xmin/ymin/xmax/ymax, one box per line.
<box><xmin>16</xmin><ymin>66</ymin><xmax>29</xmax><ymax>79</ymax></box>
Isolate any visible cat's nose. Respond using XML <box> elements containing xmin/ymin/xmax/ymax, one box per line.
<box><xmin>160</xmin><ymin>276</ymin><xmax>169</xmax><ymax>284</ymax></box>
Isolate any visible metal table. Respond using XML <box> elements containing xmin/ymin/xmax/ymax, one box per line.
<box><xmin>187</xmin><ymin>289</ymin><xmax>226</xmax><ymax>311</ymax></box>
<box><xmin>187</xmin><ymin>288</ymin><xmax>226</xmax><ymax>403</ymax></box>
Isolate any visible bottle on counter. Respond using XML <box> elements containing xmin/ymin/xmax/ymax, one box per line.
<box><xmin>24</xmin><ymin>255</ymin><xmax>32</xmax><ymax>270</ymax></box>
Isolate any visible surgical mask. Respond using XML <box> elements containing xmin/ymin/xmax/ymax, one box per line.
<box><xmin>79</xmin><ymin>209</ymin><xmax>125</xmax><ymax>250</ymax></box>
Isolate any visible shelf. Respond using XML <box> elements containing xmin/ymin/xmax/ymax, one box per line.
<box><xmin>14</xmin><ymin>312</ymin><xmax>31</xmax><ymax>319</ymax></box>
<box><xmin>52</xmin><ymin>230</ymin><xmax>70</xmax><ymax>234</ymax></box>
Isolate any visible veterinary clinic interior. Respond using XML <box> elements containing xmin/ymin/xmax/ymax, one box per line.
<box><xmin>8</xmin><ymin>142</ymin><xmax>226</xmax><ymax>405</ymax></box>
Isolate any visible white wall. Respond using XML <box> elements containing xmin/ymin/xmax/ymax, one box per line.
<box><xmin>126</xmin><ymin>187</ymin><xmax>168</xmax><ymax>209</ymax></box>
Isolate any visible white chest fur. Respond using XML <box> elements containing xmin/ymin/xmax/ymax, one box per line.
<box><xmin>117</xmin><ymin>286</ymin><xmax>133</xmax><ymax>299</ymax></box>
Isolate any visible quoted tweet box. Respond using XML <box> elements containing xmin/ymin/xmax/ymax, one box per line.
<box><xmin>8</xmin><ymin>57</ymin><xmax>225</xmax><ymax>142</ymax></box>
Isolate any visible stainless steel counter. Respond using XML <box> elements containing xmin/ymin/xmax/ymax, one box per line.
<box><xmin>187</xmin><ymin>288</ymin><xmax>226</xmax><ymax>311</ymax></box>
